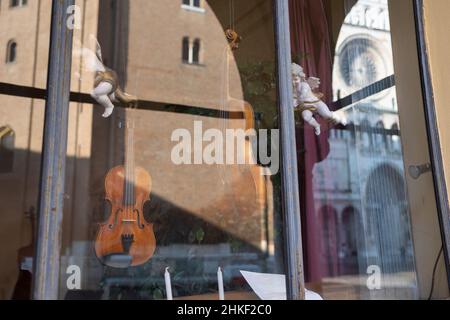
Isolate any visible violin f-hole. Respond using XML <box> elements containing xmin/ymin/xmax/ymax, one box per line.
<box><xmin>108</xmin><ymin>208</ymin><xmax>122</xmax><ymax>229</ymax></box>
<box><xmin>134</xmin><ymin>209</ymin><xmax>145</xmax><ymax>229</ymax></box>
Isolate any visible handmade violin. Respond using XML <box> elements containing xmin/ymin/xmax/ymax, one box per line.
<box><xmin>95</xmin><ymin>115</ymin><xmax>156</xmax><ymax>268</ymax></box>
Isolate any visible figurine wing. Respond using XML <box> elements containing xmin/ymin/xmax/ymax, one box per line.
<box><xmin>307</xmin><ymin>77</ymin><xmax>321</xmax><ymax>90</ymax></box>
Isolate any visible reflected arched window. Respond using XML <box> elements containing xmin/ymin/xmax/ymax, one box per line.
<box><xmin>375</xmin><ymin>121</ymin><xmax>386</xmax><ymax>148</ymax></box>
<box><xmin>390</xmin><ymin>123</ymin><xmax>401</xmax><ymax>151</ymax></box>
<box><xmin>6</xmin><ymin>40</ymin><xmax>17</xmax><ymax>64</ymax></box>
<box><xmin>360</xmin><ymin>119</ymin><xmax>372</xmax><ymax>148</ymax></box>
<box><xmin>348</xmin><ymin>121</ymin><xmax>356</xmax><ymax>141</ymax></box>
<box><xmin>319</xmin><ymin>205</ymin><xmax>339</xmax><ymax>277</ymax></box>
<box><xmin>182</xmin><ymin>37</ymin><xmax>190</xmax><ymax>63</ymax></box>
<box><xmin>192</xmin><ymin>38</ymin><xmax>201</xmax><ymax>64</ymax></box>
<box><xmin>340</xmin><ymin>207</ymin><xmax>362</xmax><ymax>275</ymax></box>
<box><xmin>182</xmin><ymin>37</ymin><xmax>202</xmax><ymax>65</ymax></box>
<box><xmin>365</xmin><ymin>164</ymin><xmax>414</xmax><ymax>273</ymax></box>
<box><xmin>0</xmin><ymin>126</ymin><xmax>15</xmax><ymax>173</ymax></box>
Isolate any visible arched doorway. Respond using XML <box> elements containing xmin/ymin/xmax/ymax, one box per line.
<box><xmin>340</xmin><ymin>206</ymin><xmax>362</xmax><ymax>275</ymax></box>
<box><xmin>319</xmin><ymin>205</ymin><xmax>340</xmax><ymax>277</ymax></box>
<box><xmin>364</xmin><ymin>164</ymin><xmax>414</xmax><ymax>276</ymax></box>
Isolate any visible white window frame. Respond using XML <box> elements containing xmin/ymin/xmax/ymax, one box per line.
<box><xmin>182</xmin><ymin>37</ymin><xmax>202</xmax><ymax>65</ymax></box>
<box><xmin>10</xmin><ymin>0</ymin><xmax>27</xmax><ymax>8</ymax></box>
<box><xmin>181</xmin><ymin>0</ymin><xmax>205</xmax><ymax>14</ymax></box>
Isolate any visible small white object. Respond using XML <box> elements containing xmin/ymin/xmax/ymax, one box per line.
<box><xmin>240</xmin><ymin>270</ymin><xmax>323</xmax><ymax>300</ymax></box>
<box><xmin>21</xmin><ymin>257</ymin><xmax>33</xmax><ymax>273</ymax></box>
<box><xmin>165</xmin><ymin>267</ymin><xmax>173</xmax><ymax>300</ymax></box>
<box><xmin>218</xmin><ymin>267</ymin><xmax>225</xmax><ymax>300</ymax></box>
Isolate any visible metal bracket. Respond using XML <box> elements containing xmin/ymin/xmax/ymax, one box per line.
<box><xmin>408</xmin><ymin>163</ymin><xmax>432</xmax><ymax>179</ymax></box>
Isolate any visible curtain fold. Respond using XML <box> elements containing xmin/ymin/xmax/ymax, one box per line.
<box><xmin>289</xmin><ymin>0</ymin><xmax>337</xmax><ymax>282</ymax></box>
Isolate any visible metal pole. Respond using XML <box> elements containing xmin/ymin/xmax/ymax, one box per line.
<box><xmin>33</xmin><ymin>0</ymin><xmax>74</xmax><ymax>300</ymax></box>
<box><xmin>274</xmin><ymin>0</ymin><xmax>306</xmax><ymax>300</ymax></box>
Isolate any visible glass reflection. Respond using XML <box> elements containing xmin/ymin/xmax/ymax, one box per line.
<box><xmin>61</xmin><ymin>0</ymin><xmax>283</xmax><ymax>300</ymax></box>
<box><xmin>291</xmin><ymin>0</ymin><xmax>418</xmax><ymax>299</ymax></box>
<box><xmin>0</xmin><ymin>0</ymin><xmax>50</xmax><ymax>300</ymax></box>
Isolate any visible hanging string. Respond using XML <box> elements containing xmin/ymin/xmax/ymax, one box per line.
<box><xmin>218</xmin><ymin>44</ymin><xmax>229</xmax><ymax>187</ymax></box>
<box><xmin>229</xmin><ymin>0</ymin><xmax>235</xmax><ymax>30</ymax></box>
<box><xmin>219</xmin><ymin>0</ymin><xmax>236</xmax><ymax>186</ymax></box>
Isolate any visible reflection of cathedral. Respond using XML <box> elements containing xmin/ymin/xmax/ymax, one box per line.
<box><xmin>312</xmin><ymin>0</ymin><xmax>415</xmax><ymax>287</ymax></box>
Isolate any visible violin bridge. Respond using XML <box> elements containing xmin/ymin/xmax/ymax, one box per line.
<box><xmin>122</xmin><ymin>219</ymin><xmax>137</xmax><ymax>223</ymax></box>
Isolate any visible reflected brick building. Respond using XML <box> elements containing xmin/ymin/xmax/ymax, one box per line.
<box><xmin>0</xmin><ymin>0</ymin><xmax>281</xmax><ymax>299</ymax></box>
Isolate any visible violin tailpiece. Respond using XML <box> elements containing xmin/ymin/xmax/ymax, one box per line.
<box><xmin>121</xmin><ymin>234</ymin><xmax>135</xmax><ymax>254</ymax></box>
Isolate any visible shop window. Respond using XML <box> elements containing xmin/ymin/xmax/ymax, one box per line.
<box><xmin>59</xmin><ymin>0</ymin><xmax>282</xmax><ymax>301</ymax></box>
<box><xmin>2</xmin><ymin>0</ymin><xmax>446</xmax><ymax>301</ymax></box>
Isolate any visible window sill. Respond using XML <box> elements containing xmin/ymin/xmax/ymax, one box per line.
<box><xmin>9</xmin><ymin>5</ymin><xmax>28</xmax><ymax>10</ymax></box>
<box><xmin>181</xmin><ymin>4</ymin><xmax>206</xmax><ymax>14</ymax></box>
<box><xmin>182</xmin><ymin>61</ymin><xmax>206</xmax><ymax>68</ymax></box>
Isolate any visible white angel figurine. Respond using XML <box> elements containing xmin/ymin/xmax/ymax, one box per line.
<box><xmin>292</xmin><ymin>63</ymin><xmax>345</xmax><ymax>136</ymax></box>
<box><xmin>73</xmin><ymin>34</ymin><xmax>137</xmax><ymax>118</ymax></box>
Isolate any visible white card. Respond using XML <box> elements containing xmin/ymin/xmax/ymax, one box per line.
<box><xmin>240</xmin><ymin>270</ymin><xmax>323</xmax><ymax>300</ymax></box>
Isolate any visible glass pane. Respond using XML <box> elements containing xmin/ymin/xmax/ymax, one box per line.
<box><xmin>0</xmin><ymin>95</ymin><xmax>45</xmax><ymax>299</ymax></box>
<box><xmin>0</xmin><ymin>0</ymin><xmax>51</xmax><ymax>88</ymax></box>
<box><xmin>0</xmin><ymin>0</ymin><xmax>50</xmax><ymax>300</ymax></box>
<box><xmin>290</xmin><ymin>0</ymin><xmax>419</xmax><ymax>299</ymax></box>
<box><xmin>61</xmin><ymin>0</ymin><xmax>283</xmax><ymax>300</ymax></box>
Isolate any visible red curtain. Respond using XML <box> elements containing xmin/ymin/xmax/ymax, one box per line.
<box><xmin>289</xmin><ymin>0</ymin><xmax>337</xmax><ymax>282</ymax></box>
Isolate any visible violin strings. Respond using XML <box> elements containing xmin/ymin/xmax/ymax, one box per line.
<box><xmin>129</xmin><ymin>110</ymin><xmax>135</xmax><ymax>220</ymax></box>
<box><xmin>126</xmin><ymin>115</ymin><xmax>129</xmax><ymax>218</ymax></box>
<box><xmin>125</xmin><ymin>117</ymin><xmax>128</xmax><ymax>210</ymax></box>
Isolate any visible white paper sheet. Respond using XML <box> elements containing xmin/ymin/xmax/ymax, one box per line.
<box><xmin>240</xmin><ymin>270</ymin><xmax>323</xmax><ymax>300</ymax></box>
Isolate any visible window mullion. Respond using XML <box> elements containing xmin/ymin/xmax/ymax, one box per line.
<box><xmin>188</xmin><ymin>38</ymin><xmax>193</xmax><ymax>64</ymax></box>
<box><xmin>33</xmin><ymin>0</ymin><xmax>74</xmax><ymax>300</ymax></box>
<box><xmin>274</xmin><ymin>0</ymin><xmax>306</xmax><ymax>300</ymax></box>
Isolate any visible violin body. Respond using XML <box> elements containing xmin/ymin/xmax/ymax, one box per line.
<box><xmin>95</xmin><ymin>165</ymin><xmax>156</xmax><ymax>268</ymax></box>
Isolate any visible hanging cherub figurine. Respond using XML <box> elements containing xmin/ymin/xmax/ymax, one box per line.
<box><xmin>73</xmin><ymin>34</ymin><xmax>138</xmax><ymax>118</ymax></box>
<box><xmin>292</xmin><ymin>63</ymin><xmax>346</xmax><ymax>136</ymax></box>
